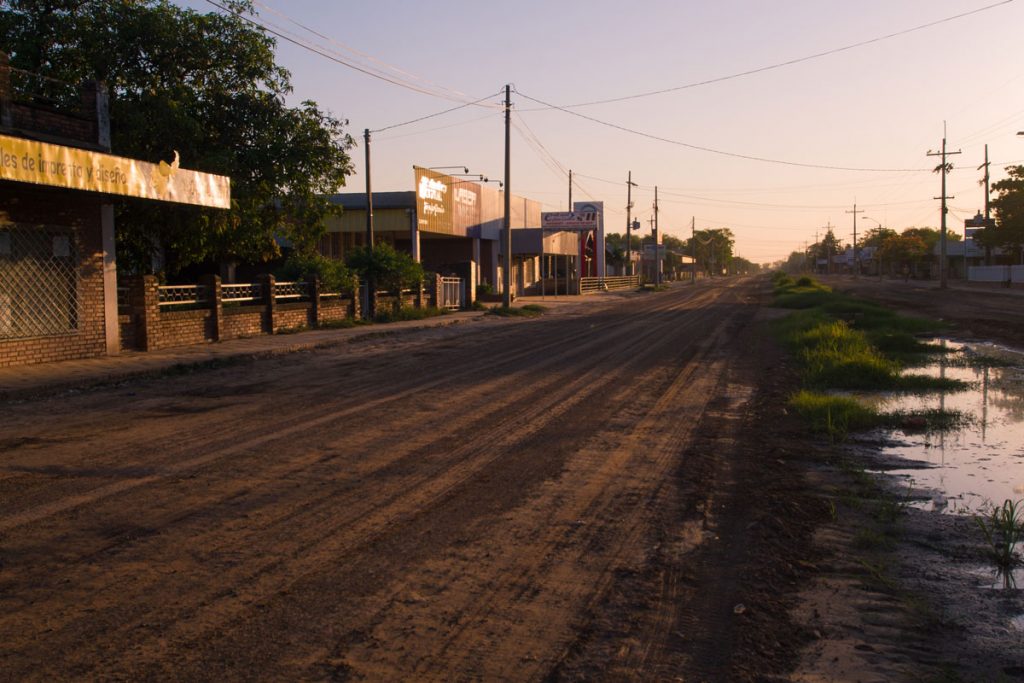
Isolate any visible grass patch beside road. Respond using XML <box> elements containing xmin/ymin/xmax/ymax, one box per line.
<box><xmin>771</xmin><ymin>272</ymin><xmax>967</xmax><ymax>438</ymax></box>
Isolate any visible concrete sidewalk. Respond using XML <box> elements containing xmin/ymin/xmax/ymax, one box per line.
<box><xmin>0</xmin><ymin>311</ymin><xmax>488</xmax><ymax>401</ymax></box>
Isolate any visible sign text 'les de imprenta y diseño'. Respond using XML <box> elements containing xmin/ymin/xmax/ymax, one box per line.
<box><xmin>0</xmin><ymin>134</ymin><xmax>231</xmax><ymax>209</ymax></box>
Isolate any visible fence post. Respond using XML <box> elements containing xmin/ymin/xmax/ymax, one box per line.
<box><xmin>260</xmin><ymin>274</ymin><xmax>276</xmax><ymax>333</ymax></box>
<box><xmin>199</xmin><ymin>274</ymin><xmax>222</xmax><ymax>342</ymax></box>
<box><xmin>306</xmin><ymin>275</ymin><xmax>321</xmax><ymax>327</ymax></box>
<box><xmin>435</xmin><ymin>273</ymin><xmax>443</xmax><ymax>308</ymax></box>
<box><xmin>129</xmin><ymin>275</ymin><xmax>160</xmax><ymax>351</ymax></box>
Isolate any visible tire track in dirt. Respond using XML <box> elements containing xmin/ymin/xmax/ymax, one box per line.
<box><xmin>49</xmin><ymin>286</ymin><xmax>737</xmax><ymax>675</ymax></box>
<box><xmin>0</xmin><ymin>281</ymin><xmax>756</xmax><ymax>680</ymax></box>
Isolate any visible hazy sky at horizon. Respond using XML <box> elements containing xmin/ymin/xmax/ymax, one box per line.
<box><xmin>184</xmin><ymin>0</ymin><xmax>1024</xmax><ymax>263</ymax></box>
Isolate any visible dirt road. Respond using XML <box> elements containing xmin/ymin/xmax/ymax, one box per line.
<box><xmin>820</xmin><ymin>275</ymin><xmax>1024</xmax><ymax>347</ymax></box>
<box><xmin>0</xmin><ymin>278</ymin><xmax>816</xmax><ymax>681</ymax></box>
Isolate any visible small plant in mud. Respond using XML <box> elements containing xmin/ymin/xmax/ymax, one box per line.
<box><xmin>974</xmin><ymin>498</ymin><xmax>1024</xmax><ymax>571</ymax></box>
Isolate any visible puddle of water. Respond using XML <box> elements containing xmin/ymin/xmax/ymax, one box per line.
<box><xmin>1012</xmin><ymin>614</ymin><xmax>1024</xmax><ymax>631</ymax></box>
<box><xmin>866</xmin><ymin>339</ymin><xmax>1024</xmax><ymax>514</ymax></box>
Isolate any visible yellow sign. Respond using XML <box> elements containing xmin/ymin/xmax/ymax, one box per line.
<box><xmin>0</xmin><ymin>133</ymin><xmax>231</xmax><ymax>209</ymax></box>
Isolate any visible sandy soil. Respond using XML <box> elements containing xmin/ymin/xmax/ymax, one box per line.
<box><xmin>3</xmin><ymin>275</ymin><xmax>1017</xmax><ymax>681</ymax></box>
<box><xmin>0</xmin><ymin>278</ymin><xmax>826</xmax><ymax>681</ymax></box>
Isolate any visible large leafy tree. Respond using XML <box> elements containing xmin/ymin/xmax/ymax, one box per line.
<box><xmin>684</xmin><ymin>228</ymin><xmax>735</xmax><ymax>276</ymax></box>
<box><xmin>0</xmin><ymin>0</ymin><xmax>354</xmax><ymax>274</ymax></box>
<box><xmin>977</xmin><ymin>165</ymin><xmax>1024</xmax><ymax>261</ymax></box>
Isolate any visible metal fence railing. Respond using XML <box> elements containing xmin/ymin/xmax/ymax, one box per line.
<box><xmin>222</xmin><ymin>283</ymin><xmax>262</xmax><ymax>304</ymax></box>
<box><xmin>157</xmin><ymin>284</ymin><xmax>208</xmax><ymax>307</ymax></box>
<box><xmin>579</xmin><ymin>276</ymin><xmax>639</xmax><ymax>294</ymax></box>
<box><xmin>274</xmin><ymin>280</ymin><xmax>308</xmax><ymax>302</ymax></box>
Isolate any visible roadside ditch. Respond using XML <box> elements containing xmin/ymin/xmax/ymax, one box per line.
<box><xmin>771</xmin><ymin>272</ymin><xmax>1024</xmax><ymax>682</ymax></box>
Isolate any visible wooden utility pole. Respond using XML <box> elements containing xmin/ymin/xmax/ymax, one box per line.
<box><xmin>502</xmin><ymin>85</ymin><xmax>512</xmax><ymax>307</ymax></box>
<box><xmin>568</xmin><ymin>169</ymin><xmax>573</xmax><ymax>212</ymax></box>
<box><xmin>653</xmin><ymin>186</ymin><xmax>660</xmax><ymax>285</ymax></box>
<box><xmin>625</xmin><ymin>171</ymin><xmax>636</xmax><ymax>276</ymax></box>
<box><xmin>691</xmin><ymin>216</ymin><xmax>696</xmax><ymax>284</ymax></box>
<box><xmin>979</xmin><ymin>144</ymin><xmax>992</xmax><ymax>266</ymax></box>
<box><xmin>981</xmin><ymin>144</ymin><xmax>991</xmax><ymax>220</ymax></box>
<box><xmin>364</xmin><ymin>128</ymin><xmax>375</xmax><ymax>318</ymax></box>
<box><xmin>846</xmin><ymin>203</ymin><xmax>864</xmax><ymax>278</ymax></box>
<box><xmin>928</xmin><ymin>131</ymin><xmax>961</xmax><ymax>289</ymax></box>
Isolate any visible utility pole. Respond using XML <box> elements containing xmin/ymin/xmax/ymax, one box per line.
<box><xmin>502</xmin><ymin>85</ymin><xmax>512</xmax><ymax>307</ymax></box>
<box><xmin>979</xmin><ymin>144</ymin><xmax>992</xmax><ymax>266</ymax></box>
<box><xmin>625</xmin><ymin>171</ymin><xmax>636</xmax><ymax>277</ymax></box>
<box><xmin>691</xmin><ymin>216</ymin><xmax>696</xmax><ymax>284</ymax></box>
<box><xmin>980</xmin><ymin>144</ymin><xmax>991</xmax><ymax>220</ymax></box>
<box><xmin>568</xmin><ymin>169</ymin><xmax>573</xmax><ymax>212</ymax></box>
<box><xmin>927</xmin><ymin>130</ymin><xmax>961</xmax><ymax>289</ymax></box>
<box><xmin>653</xmin><ymin>187</ymin><xmax>660</xmax><ymax>285</ymax></box>
<box><xmin>846</xmin><ymin>203</ymin><xmax>863</xmax><ymax>278</ymax></box>
<box><xmin>364</xmin><ymin>128</ymin><xmax>375</xmax><ymax>318</ymax></box>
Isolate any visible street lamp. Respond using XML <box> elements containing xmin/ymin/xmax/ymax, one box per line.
<box><xmin>428</xmin><ymin>166</ymin><xmax>469</xmax><ymax>173</ymax></box>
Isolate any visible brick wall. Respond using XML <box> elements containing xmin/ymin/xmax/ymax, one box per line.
<box><xmin>273</xmin><ymin>302</ymin><xmax>313</xmax><ymax>332</ymax></box>
<box><xmin>222</xmin><ymin>307</ymin><xmax>264</xmax><ymax>340</ymax></box>
<box><xmin>152</xmin><ymin>309</ymin><xmax>214</xmax><ymax>350</ymax></box>
<box><xmin>0</xmin><ymin>185</ymin><xmax>107</xmax><ymax>367</ymax></box>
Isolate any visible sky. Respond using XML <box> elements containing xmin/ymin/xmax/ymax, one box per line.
<box><xmin>183</xmin><ymin>0</ymin><xmax>1024</xmax><ymax>264</ymax></box>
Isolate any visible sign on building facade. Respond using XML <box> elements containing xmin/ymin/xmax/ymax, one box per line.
<box><xmin>0</xmin><ymin>134</ymin><xmax>230</xmax><ymax>208</ymax></box>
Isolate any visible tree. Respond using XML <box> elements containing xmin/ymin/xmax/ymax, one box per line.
<box><xmin>860</xmin><ymin>226</ymin><xmax>897</xmax><ymax>249</ymax></box>
<box><xmin>978</xmin><ymin>165</ymin><xmax>1024</xmax><ymax>261</ymax></box>
<box><xmin>346</xmin><ymin>243</ymin><xmax>424</xmax><ymax>306</ymax></box>
<box><xmin>0</xmin><ymin>0</ymin><xmax>355</xmax><ymax>275</ymax></box>
<box><xmin>685</xmin><ymin>228</ymin><xmax>735</xmax><ymax>276</ymax></box>
<box><xmin>879</xmin><ymin>233</ymin><xmax>928</xmax><ymax>273</ymax></box>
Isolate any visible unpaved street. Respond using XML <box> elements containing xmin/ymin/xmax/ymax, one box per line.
<box><xmin>0</xmin><ymin>278</ymin><xmax>812</xmax><ymax>681</ymax></box>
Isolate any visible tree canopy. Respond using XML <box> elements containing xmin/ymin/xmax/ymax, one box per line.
<box><xmin>977</xmin><ymin>165</ymin><xmax>1024</xmax><ymax>260</ymax></box>
<box><xmin>0</xmin><ymin>0</ymin><xmax>355</xmax><ymax>274</ymax></box>
<box><xmin>683</xmin><ymin>228</ymin><xmax>735</xmax><ymax>275</ymax></box>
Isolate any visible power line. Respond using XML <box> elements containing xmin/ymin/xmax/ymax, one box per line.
<box><xmin>518</xmin><ymin>0</ymin><xmax>1015</xmax><ymax>110</ymax></box>
<box><xmin>251</xmin><ymin>0</ymin><xmax>474</xmax><ymax>103</ymax></box>
<box><xmin>371</xmin><ymin>92</ymin><xmax>502</xmax><ymax>133</ymax></box>
<box><xmin>513</xmin><ymin>88</ymin><xmax>931</xmax><ymax>172</ymax></box>
<box><xmin>204</xmin><ymin>0</ymin><xmax>484</xmax><ymax>104</ymax></box>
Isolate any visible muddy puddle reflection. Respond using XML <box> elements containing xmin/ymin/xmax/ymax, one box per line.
<box><xmin>867</xmin><ymin>339</ymin><xmax>1024</xmax><ymax>514</ymax></box>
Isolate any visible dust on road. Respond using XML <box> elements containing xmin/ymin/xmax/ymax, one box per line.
<box><xmin>0</xmin><ymin>278</ymin><xmax>816</xmax><ymax>681</ymax></box>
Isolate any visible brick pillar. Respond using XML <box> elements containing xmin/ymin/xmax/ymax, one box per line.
<box><xmin>130</xmin><ymin>275</ymin><xmax>160</xmax><ymax>351</ymax></box>
<box><xmin>434</xmin><ymin>273</ymin><xmax>444</xmax><ymax>309</ymax></box>
<box><xmin>260</xmin><ymin>274</ymin><xmax>276</xmax><ymax>333</ymax></box>
<box><xmin>307</xmin><ymin>275</ymin><xmax>321</xmax><ymax>327</ymax></box>
<box><xmin>200</xmin><ymin>274</ymin><xmax>222</xmax><ymax>341</ymax></box>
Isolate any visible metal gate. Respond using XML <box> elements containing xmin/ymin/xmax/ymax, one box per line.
<box><xmin>438</xmin><ymin>276</ymin><xmax>464</xmax><ymax>310</ymax></box>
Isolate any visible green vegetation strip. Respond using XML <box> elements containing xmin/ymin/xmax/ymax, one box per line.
<box><xmin>771</xmin><ymin>272</ymin><xmax>969</xmax><ymax>439</ymax></box>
